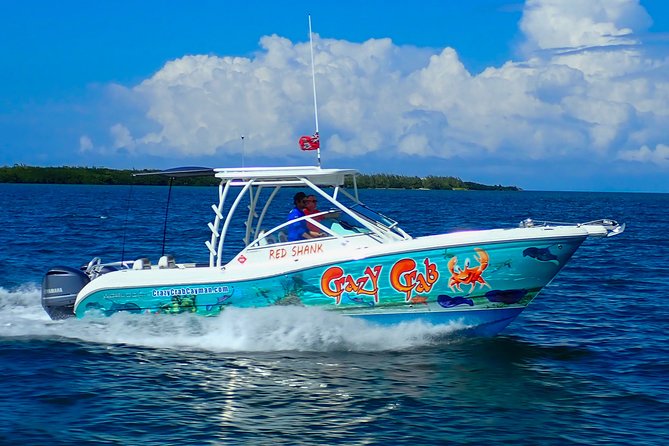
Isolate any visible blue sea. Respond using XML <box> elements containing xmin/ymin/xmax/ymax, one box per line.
<box><xmin>0</xmin><ymin>183</ymin><xmax>667</xmax><ymax>445</ymax></box>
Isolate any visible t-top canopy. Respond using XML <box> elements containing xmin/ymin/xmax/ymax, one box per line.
<box><xmin>213</xmin><ymin>166</ymin><xmax>358</xmax><ymax>187</ymax></box>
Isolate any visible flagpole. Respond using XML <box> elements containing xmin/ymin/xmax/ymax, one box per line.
<box><xmin>308</xmin><ymin>14</ymin><xmax>321</xmax><ymax>168</ymax></box>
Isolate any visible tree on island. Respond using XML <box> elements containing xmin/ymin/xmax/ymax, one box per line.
<box><xmin>0</xmin><ymin>165</ymin><xmax>519</xmax><ymax>191</ymax></box>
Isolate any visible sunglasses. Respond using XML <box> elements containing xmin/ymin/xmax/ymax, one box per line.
<box><xmin>304</xmin><ymin>199</ymin><xmax>317</xmax><ymax>203</ymax></box>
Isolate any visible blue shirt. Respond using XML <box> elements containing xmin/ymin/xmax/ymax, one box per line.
<box><xmin>287</xmin><ymin>207</ymin><xmax>307</xmax><ymax>241</ymax></box>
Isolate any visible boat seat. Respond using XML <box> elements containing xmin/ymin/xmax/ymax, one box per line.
<box><xmin>257</xmin><ymin>230</ymin><xmax>268</xmax><ymax>246</ymax></box>
<box><xmin>158</xmin><ymin>255</ymin><xmax>176</xmax><ymax>269</ymax></box>
<box><xmin>132</xmin><ymin>258</ymin><xmax>151</xmax><ymax>270</ymax></box>
<box><xmin>255</xmin><ymin>230</ymin><xmax>280</xmax><ymax>246</ymax></box>
<box><xmin>266</xmin><ymin>234</ymin><xmax>277</xmax><ymax>244</ymax></box>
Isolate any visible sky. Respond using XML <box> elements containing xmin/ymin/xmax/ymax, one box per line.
<box><xmin>1</xmin><ymin>0</ymin><xmax>668</xmax><ymax>192</ymax></box>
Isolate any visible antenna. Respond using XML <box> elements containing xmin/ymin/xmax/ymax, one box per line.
<box><xmin>120</xmin><ymin>181</ymin><xmax>134</xmax><ymax>266</ymax></box>
<box><xmin>308</xmin><ymin>14</ymin><xmax>321</xmax><ymax>167</ymax></box>
<box><xmin>161</xmin><ymin>176</ymin><xmax>174</xmax><ymax>257</ymax></box>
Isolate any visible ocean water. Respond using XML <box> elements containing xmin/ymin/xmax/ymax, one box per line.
<box><xmin>0</xmin><ymin>184</ymin><xmax>667</xmax><ymax>445</ymax></box>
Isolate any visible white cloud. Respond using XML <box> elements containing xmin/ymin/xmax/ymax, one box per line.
<box><xmin>92</xmin><ymin>0</ymin><xmax>668</xmax><ymax>170</ymax></box>
<box><xmin>79</xmin><ymin>135</ymin><xmax>93</xmax><ymax>152</ymax></box>
<box><xmin>519</xmin><ymin>0</ymin><xmax>650</xmax><ymax>52</ymax></box>
<box><xmin>110</xmin><ymin>123</ymin><xmax>135</xmax><ymax>150</ymax></box>
<box><xmin>618</xmin><ymin>144</ymin><xmax>669</xmax><ymax>166</ymax></box>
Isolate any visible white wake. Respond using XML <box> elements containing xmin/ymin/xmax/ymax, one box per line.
<box><xmin>0</xmin><ymin>284</ymin><xmax>466</xmax><ymax>352</ymax></box>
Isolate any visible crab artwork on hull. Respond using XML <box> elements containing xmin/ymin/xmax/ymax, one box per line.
<box><xmin>447</xmin><ymin>248</ymin><xmax>490</xmax><ymax>294</ymax></box>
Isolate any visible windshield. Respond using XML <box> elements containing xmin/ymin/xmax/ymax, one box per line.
<box><xmin>348</xmin><ymin>203</ymin><xmax>395</xmax><ymax>226</ymax></box>
<box><xmin>347</xmin><ymin>203</ymin><xmax>404</xmax><ymax>234</ymax></box>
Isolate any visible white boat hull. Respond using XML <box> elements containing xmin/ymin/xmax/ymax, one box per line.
<box><xmin>71</xmin><ymin>226</ymin><xmax>594</xmax><ymax>336</ymax></box>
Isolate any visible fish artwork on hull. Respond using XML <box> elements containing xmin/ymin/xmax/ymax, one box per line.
<box><xmin>523</xmin><ymin>247</ymin><xmax>559</xmax><ymax>263</ymax></box>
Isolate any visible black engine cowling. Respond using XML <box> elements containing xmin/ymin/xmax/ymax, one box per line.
<box><xmin>41</xmin><ymin>266</ymin><xmax>90</xmax><ymax>320</ymax></box>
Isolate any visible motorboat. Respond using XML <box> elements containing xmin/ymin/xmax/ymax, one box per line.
<box><xmin>41</xmin><ymin>165</ymin><xmax>625</xmax><ymax>335</ymax></box>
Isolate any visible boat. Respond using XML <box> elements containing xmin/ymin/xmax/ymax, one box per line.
<box><xmin>41</xmin><ymin>165</ymin><xmax>625</xmax><ymax>336</ymax></box>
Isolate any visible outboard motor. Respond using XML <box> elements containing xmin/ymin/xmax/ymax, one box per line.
<box><xmin>41</xmin><ymin>266</ymin><xmax>90</xmax><ymax>320</ymax></box>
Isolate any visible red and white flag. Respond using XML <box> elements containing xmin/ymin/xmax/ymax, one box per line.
<box><xmin>299</xmin><ymin>132</ymin><xmax>320</xmax><ymax>151</ymax></box>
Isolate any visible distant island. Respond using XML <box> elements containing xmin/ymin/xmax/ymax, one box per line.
<box><xmin>0</xmin><ymin>165</ymin><xmax>520</xmax><ymax>191</ymax></box>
